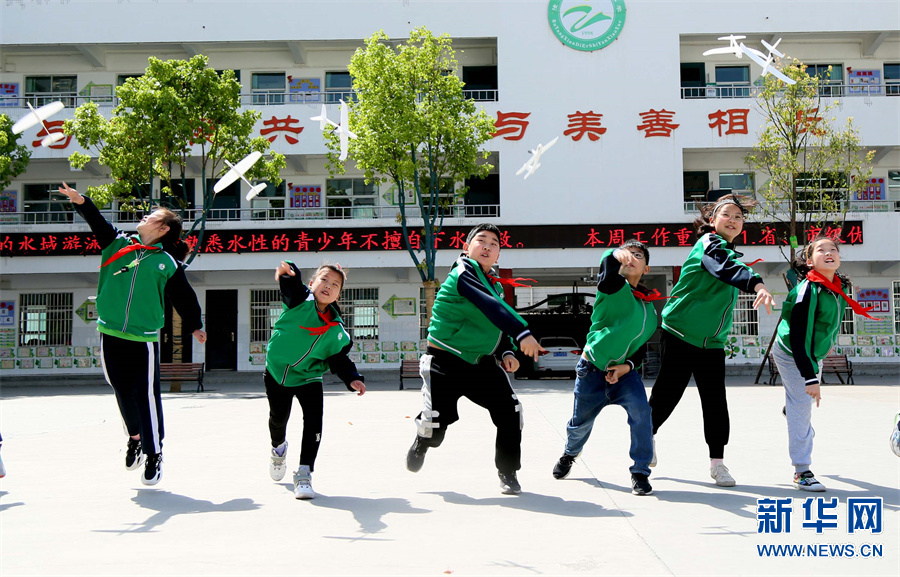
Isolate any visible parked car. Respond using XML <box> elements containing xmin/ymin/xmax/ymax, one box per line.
<box><xmin>533</xmin><ymin>336</ymin><xmax>581</xmax><ymax>376</ymax></box>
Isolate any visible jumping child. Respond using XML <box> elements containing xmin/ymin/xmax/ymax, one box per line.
<box><xmin>406</xmin><ymin>223</ymin><xmax>544</xmax><ymax>494</ymax></box>
<box><xmin>552</xmin><ymin>240</ymin><xmax>660</xmax><ymax>496</ymax></box>
<box><xmin>59</xmin><ymin>182</ymin><xmax>206</xmax><ymax>485</ymax></box>
<box><xmin>773</xmin><ymin>235</ymin><xmax>875</xmax><ymax>491</ymax></box>
<box><xmin>648</xmin><ymin>195</ymin><xmax>775</xmax><ymax>487</ymax></box>
<box><xmin>265</xmin><ymin>260</ymin><xmax>365</xmax><ymax>500</ymax></box>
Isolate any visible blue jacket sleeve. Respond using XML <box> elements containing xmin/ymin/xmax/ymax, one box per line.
<box><xmin>72</xmin><ymin>196</ymin><xmax>120</xmax><ymax>250</ymax></box>
<box><xmin>279</xmin><ymin>261</ymin><xmax>311</xmax><ymax>309</ymax></box>
<box><xmin>700</xmin><ymin>234</ymin><xmax>763</xmax><ymax>294</ymax></box>
<box><xmin>788</xmin><ymin>282</ymin><xmax>820</xmax><ymax>384</ymax></box>
<box><xmin>456</xmin><ymin>260</ymin><xmax>532</xmax><ymax>344</ymax></box>
<box><xmin>326</xmin><ymin>340</ymin><xmax>364</xmax><ymax>391</ymax></box>
<box><xmin>165</xmin><ymin>266</ymin><xmax>203</xmax><ymax>333</ymax></box>
<box><xmin>596</xmin><ymin>250</ymin><xmax>627</xmax><ymax>295</ymax></box>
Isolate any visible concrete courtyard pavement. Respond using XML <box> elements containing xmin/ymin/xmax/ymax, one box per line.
<box><xmin>1</xmin><ymin>370</ymin><xmax>898</xmax><ymax>576</ymax></box>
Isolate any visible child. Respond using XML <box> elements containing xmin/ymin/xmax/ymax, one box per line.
<box><xmin>406</xmin><ymin>223</ymin><xmax>544</xmax><ymax>494</ymax></box>
<box><xmin>265</xmin><ymin>260</ymin><xmax>366</xmax><ymax>500</ymax></box>
<box><xmin>773</xmin><ymin>236</ymin><xmax>875</xmax><ymax>491</ymax></box>
<box><xmin>552</xmin><ymin>240</ymin><xmax>660</xmax><ymax>496</ymax></box>
<box><xmin>58</xmin><ymin>182</ymin><xmax>206</xmax><ymax>485</ymax></box>
<box><xmin>648</xmin><ymin>195</ymin><xmax>775</xmax><ymax>487</ymax></box>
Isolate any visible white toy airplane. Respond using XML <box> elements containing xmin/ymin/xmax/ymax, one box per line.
<box><xmin>11</xmin><ymin>101</ymin><xmax>66</xmax><ymax>147</ymax></box>
<box><xmin>702</xmin><ymin>35</ymin><xmax>746</xmax><ymax>58</ymax></box>
<box><xmin>515</xmin><ymin>136</ymin><xmax>559</xmax><ymax>180</ymax></box>
<box><xmin>336</xmin><ymin>99</ymin><xmax>358</xmax><ymax>161</ymax></box>
<box><xmin>740</xmin><ymin>38</ymin><xmax>796</xmax><ymax>85</ymax></box>
<box><xmin>309</xmin><ymin>104</ymin><xmax>338</xmax><ymax>131</ymax></box>
<box><xmin>213</xmin><ymin>150</ymin><xmax>268</xmax><ymax>200</ymax></box>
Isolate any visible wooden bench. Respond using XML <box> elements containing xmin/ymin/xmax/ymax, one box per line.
<box><xmin>159</xmin><ymin>362</ymin><xmax>205</xmax><ymax>392</ymax></box>
<box><xmin>767</xmin><ymin>353</ymin><xmax>853</xmax><ymax>386</ymax></box>
<box><xmin>822</xmin><ymin>354</ymin><xmax>854</xmax><ymax>385</ymax></box>
<box><xmin>399</xmin><ymin>359</ymin><xmax>419</xmax><ymax>391</ymax></box>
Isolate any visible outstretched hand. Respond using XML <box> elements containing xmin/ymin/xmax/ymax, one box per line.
<box><xmin>350</xmin><ymin>380</ymin><xmax>366</xmax><ymax>396</ymax></box>
<box><xmin>275</xmin><ymin>261</ymin><xmax>296</xmax><ymax>281</ymax></box>
<box><xmin>753</xmin><ymin>284</ymin><xmax>775</xmax><ymax>314</ymax></box>
<box><xmin>519</xmin><ymin>335</ymin><xmax>546</xmax><ymax>361</ymax></box>
<box><xmin>57</xmin><ymin>182</ymin><xmax>85</xmax><ymax>205</ymax></box>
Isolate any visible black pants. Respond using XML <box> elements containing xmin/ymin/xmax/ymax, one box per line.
<box><xmin>100</xmin><ymin>333</ymin><xmax>164</xmax><ymax>456</ymax></box>
<box><xmin>415</xmin><ymin>347</ymin><xmax>523</xmax><ymax>473</ymax></box>
<box><xmin>264</xmin><ymin>371</ymin><xmax>323</xmax><ymax>472</ymax></box>
<box><xmin>648</xmin><ymin>330</ymin><xmax>729</xmax><ymax>458</ymax></box>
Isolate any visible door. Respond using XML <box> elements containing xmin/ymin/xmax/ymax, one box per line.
<box><xmin>160</xmin><ymin>299</ymin><xmax>194</xmax><ymax>364</ymax></box>
<box><xmin>206</xmin><ymin>290</ymin><xmax>238</xmax><ymax>370</ymax></box>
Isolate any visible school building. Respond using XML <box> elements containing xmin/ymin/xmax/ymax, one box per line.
<box><xmin>0</xmin><ymin>0</ymin><xmax>898</xmax><ymax>377</ymax></box>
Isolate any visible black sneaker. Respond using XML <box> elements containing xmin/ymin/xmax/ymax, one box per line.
<box><xmin>142</xmin><ymin>453</ymin><xmax>163</xmax><ymax>486</ymax></box>
<box><xmin>552</xmin><ymin>453</ymin><xmax>577</xmax><ymax>479</ymax></box>
<box><xmin>631</xmin><ymin>473</ymin><xmax>653</xmax><ymax>495</ymax></box>
<box><xmin>125</xmin><ymin>438</ymin><xmax>144</xmax><ymax>471</ymax></box>
<box><xmin>499</xmin><ymin>471</ymin><xmax>522</xmax><ymax>495</ymax></box>
<box><xmin>406</xmin><ymin>437</ymin><xmax>428</xmax><ymax>472</ymax></box>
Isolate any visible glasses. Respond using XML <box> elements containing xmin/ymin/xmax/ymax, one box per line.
<box><xmin>628</xmin><ymin>251</ymin><xmax>645</xmax><ymax>260</ymax></box>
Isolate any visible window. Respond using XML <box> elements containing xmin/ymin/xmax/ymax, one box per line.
<box><xmin>25</xmin><ymin>75</ymin><xmax>77</xmax><ymax>107</ymax></box>
<box><xmin>250</xmin><ymin>289</ymin><xmax>282</xmax><ymax>344</ymax></box>
<box><xmin>715</xmin><ymin>66</ymin><xmax>750</xmax><ymax>98</ymax></box>
<box><xmin>419</xmin><ymin>287</ymin><xmax>429</xmax><ymax>340</ymax></box>
<box><xmin>250</xmin><ymin>181</ymin><xmax>286</xmax><ymax>220</ymax></box>
<box><xmin>893</xmin><ymin>281</ymin><xmax>900</xmax><ymax>335</ymax></box>
<box><xmin>730</xmin><ymin>293</ymin><xmax>759</xmax><ymax>336</ymax></box>
<box><xmin>341</xmin><ymin>288</ymin><xmax>379</xmax><ymax>340</ymax></box>
<box><xmin>162</xmin><ymin>178</ymin><xmax>196</xmax><ymax>211</ymax></box>
<box><xmin>718</xmin><ymin>173</ymin><xmax>754</xmax><ymax>194</ymax></box>
<box><xmin>886</xmin><ymin>64</ymin><xmax>900</xmax><ymax>96</ymax></box>
<box><xmin>806</xmin><ymin>64</ymin><xmax>843</xmax><ymax>97</ymax></box>
<box><xmin>205</xmin><ymin>178</ymin><xmax>240</xmax><ymax>220</ymax></box>
<box><xmin>840</xmin><ymin>286</ymin><xmax>855</xmax><ymax>335</ymax></box>
<box><xmin>251</xmin><ymin>73</ymin><xmax>285</xmax><ymax>105</ymax></box>
<box><xmin>888</xmin><ymin>171</ymin><xmax>900</xmax><ymax>200</ymax></box>
<box><xmin>326</xmin><ymin>178</ymin><xmax>377</xmax><ymax>219</ymax></box>
<box><xmin>680</xmin><ymin>62</ymin><xmax>706</xmax><ymax>98</ymax></box>
<box><xmin>117</xmin><ymin>74</ymin><xmax>142</xmax><ymax>87</ymax></box>
<box><xmin>23</xmin><ymin>183</ymin><xmax>73</xmax><ymax>223</ymax></box>
<box><xmin>18</xmin><ymin>293</ymin><xmax>73</xmax><ymax>346</ymax></box>
<box><xmin>683</xmin><ymin>171</ymin><xmax>710</xmax><ymax>211</ymax></box>
<box><xmin>325</xmin><ymin>71</ymin><xmax>353</xmax><ymax>103</ymax></box>
<box><xmin>462</xmin><ymin>66</ymin><xmax>498</xmax><ymax>101</ymax></box>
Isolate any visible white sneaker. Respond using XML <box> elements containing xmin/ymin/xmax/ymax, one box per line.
<box><xmin>293</xmin><ymin>465</ymin><xmax>315</xmax><ymax>499</ymax></box>
<box><xmin>649</xmin><ymin>436</ymin><xmax>657</xmax><ymax>468</ymax></box>
<box><xmin>269</xmin><ymin>441</ymin><xmax>287</xmax><ymax>481</ymax></box>
<box><xmin>710</xmin><ymin>463</ymin><xmax>736</xmax><ymax>487</ymax></box>
<box><xmin>0</xmin><ymin>452</ymin><xmax>6</xmax><ymax>478</ymax></box>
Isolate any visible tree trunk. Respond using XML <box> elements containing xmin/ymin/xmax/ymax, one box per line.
<box><xmin>422</xmin><ymin>279</ymin><xmax>438</xmax><ymax>329</ymax></box>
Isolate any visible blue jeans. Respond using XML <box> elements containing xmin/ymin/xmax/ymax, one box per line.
<box><xmin>565</xmin><ymin>357</ymin><xmax>653</xmax><ymax>476</ymax></box>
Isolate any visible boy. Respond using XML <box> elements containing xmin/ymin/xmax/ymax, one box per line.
<box><xmin>552</xmin><ymin>240</ymin><xmax>659</xmax><ymax>495</ymax></box>
<box><xmin>406</xmin><ymin>223</ymin><xmax>544</xmax><ymax>494</ymax></box>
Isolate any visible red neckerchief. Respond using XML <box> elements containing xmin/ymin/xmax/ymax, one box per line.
<box><xmin>487</xmin><ymin>274</ymin><xmax>537</xmax><ymax>288</ymax></box>
<box><xmin>99</xmin><ymin>240</ymin><xmax>160</xmax><ymax>268</ymax></box>
<box><xmin>807</xmin><ymin>270</ymin><xmax>878</xmax><ymax>320</ymax></box>
<box><xmin>299</xmin><ymin>306</ymin><xmax>341</xmax><ymax>336</ymax></box>
<box><xmin>632</xmin><ymin>287</ymin><xmax>675</xmax><ymax>303</ymax></box>
<box><xmin>744</xmin><ymin>258</ymin><xmax>764</xmax><ymax>266</ymax></box>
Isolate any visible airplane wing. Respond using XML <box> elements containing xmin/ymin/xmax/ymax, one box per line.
<box><xmin>766</xmin><ymin>67</ymin><xmax>796</xmax><ymax>85</ymax></box>
<box><xmin>339</xmin><ymin>131</ymin><xmax>349</xmax><ymax>161</ymax></box>
<box><xmin>310</xmin><ymin>104</ymin><xmax>338</xmax><ymax>130</ymax></box>
<box><xmin>702</xmin><ymin>46</ymin><xmax>741</xmax><ymax>57</ymax></box>
<box><xmin>542</xmin><ymin>136</ymin><xmax>559</xmax><ymax>152</ymax></box>
<box><xmin>516</xmin><ymin>156</ymin><xmax>536</xmax><ymax>176</ymax></box>
<box><xmin>740</xmin><ymin>43</ymin><xmax>770</xmax><ymax>68</ymax></box>
<box><xmin>213</xmin><ymin>167</ymin><xmax>240</xmax><ymax>193</ymax></box>
<box><xmin>523</xmin><ymin>162</ymin><xmax>540</xmax><ymax>180</ymax></box>
<box><xmin>761</xmin><ymin>39</ymin><xmax>784</xmax><ymax>58</ymax></box>
<box><xmin>232</xmin><ymin>150</ymin><xmax>263</xmax><ymax>174</ymax></box>
<box><xmin>11</xmin><ymin>113</ymin><xmax>40</xmax><ymax>135</ymax></box>
<box><xmin>14</xmin><ymin>101</ymin><xmax>66</xmax><ymax>134</ymax></box>
<box><xmin>40</xmin><ymin>133</ymin><xmax>66</xmax><ymax>147</ymax></box>
<box><xmin>246</xmin><ymin>183</ymin><xmax>267</xmax><ymax>201</ymax></box>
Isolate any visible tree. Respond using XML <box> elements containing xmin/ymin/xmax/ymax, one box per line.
<box><xmin>0</xmin><ymin>114</ymin><xmax>31</xmax><ymax>191</ymax></box>
<box><xmin>65</xmin><ymin>55</ymin><xmax>285</xmax><ymax>263</ymax></box>
<box><xmin>745</xmin><ymin>60</ymin><xmax>874</xmax><ymax>262</ymax></box>
<box><xmin>326</xmin><ymin>27</ymin><xmax>496</xmax><ymax>318</ymax></box>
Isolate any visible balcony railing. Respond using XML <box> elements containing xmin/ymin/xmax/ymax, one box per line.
<box><xmin>680</xmin><ymin>82</ymin><xmax>899</xmax><ymax>100</ymax></box>
<box><xmin>1</xmin><ymin>89</ymin><xmax>500</xmax><ymax>109</ymax></box>
<box><xmin>683</xmin><ymin>198</ymin><xmax>900</xmax><ymax>214</ymax></box>
<box><xmin>0</xmin><ymin>204</ymin><xmax>501</xmax><ymax>228</ymax></box>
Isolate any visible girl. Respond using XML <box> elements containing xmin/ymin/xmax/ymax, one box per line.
<box><xmin>648</xmin><ymin>195</ymin><xmax>775</xmax><ymax>487</ymax></box>
<box><xmin>265</xmin><ymin>261</ymin><xmax>366</xmax><ymax>500</ymax></box>
<box><xmin>58</xmin><ymin>182</ymin><xmax>206</xmax><ymax>486</ymax></box>
<box><xmin>773</xmin><ymin>236</ymin><xmax>875</xmax><ymax>491</ymax></box>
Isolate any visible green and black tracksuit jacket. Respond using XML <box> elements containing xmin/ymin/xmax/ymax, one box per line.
<box><xmin>775</xmin><ymin>279</ymin><xmax>843</xmax><ymax>384</ymax></box>
<box><xmin>583</xmin><ymin>249</ymin><xmax>658</xmax><ymax>372</ymax></box>
<box><xmin>265</xmin><ymin>261</ymin><xmax>362</xmax><ymax>389</ymax></box>
<box><xmin>74</xmin><ymin>197</ymin><xmax>202</xmax><ymax>342</ymax></box>
<box><xmin>427</xmin><ymin>255</ymin><xmax>531</xmax><ymax>364</ymax></box>
<box><xmin>661</xmin><ymin>232</ymin><xmax>762</xmax><ymax>349</ymax></box>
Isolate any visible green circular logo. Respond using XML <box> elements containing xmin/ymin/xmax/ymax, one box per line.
<box><xmin>548</xmin><ymin>0</ymin><xmax>627</xmax><ymax>52</ymax></box>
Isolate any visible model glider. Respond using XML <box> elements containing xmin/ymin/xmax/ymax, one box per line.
<box><xmin>740</xmin><ymin>38</ymin><xmax>795</xmax><ymax>84</ymax></box>
<box><xmin>12</xmin><ymin>101</ymin><xmax>66</xmax><ymax>147</ymax></box>
<box><xmin>515</xmin><ymin>137</ymin><xmax>559</xmax><ymax>180</ymax></box>
<box><xmin>702</xmin><ymin>35</ymin><xmax>746</xmax><ymax>58</ymax></box>
<box><xmin>213</xmin><ymin>150</ymin><xmax>267</xmax><ymax>200</ymax></box>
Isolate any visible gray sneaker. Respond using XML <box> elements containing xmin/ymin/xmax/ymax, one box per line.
<box><xmin>269</xmin><ymin>441</ymin><xmax>287</xmax><ymax>481</ymax></box>
<box><xmin>293</xmin><ymin>465</ymin><xmax>315</xmax><ymax>499</ymax></box>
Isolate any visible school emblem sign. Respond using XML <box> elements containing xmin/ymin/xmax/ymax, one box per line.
<box><xmin>548</xmin><ymin>0</ymin><xmax>627</xmax><ymax>52</ymax></box>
